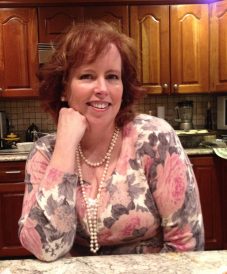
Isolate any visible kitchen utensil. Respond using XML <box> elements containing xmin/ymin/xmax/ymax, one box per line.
<box><xmin>0</xmin><ymin>111</ymin><xmax>9</xmax><ymax>149</ymax></box>
<box><xmin>175</xmin><ymin>101</ymin><xmax>193</xmax><ymax>130</ymax></box>
<box><xmin>16</xmin><ymin>142</ymin><xmax>34</xmax><ymax>152</ymax></box>
<box><xmin>176</xmin><ymin>129</ymin><xmax>217</xmax><ymax>148</ymax></box>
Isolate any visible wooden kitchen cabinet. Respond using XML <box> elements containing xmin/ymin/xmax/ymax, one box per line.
<box><xmin>189</xmin><ymin>156</ymin><xmax>222</xmax><ymax>250</ymax></box>
<box><xmin>38</xmin><ymin>7</ymin><xmax>84</xmax><ymax>43</ymax></box>
<box><xmin>84</xmin><ymin>5</ymin><xmax>129</xmax><ymax>35</ymax></box>
<box><xmin>0</xmin><ymin>161</ymin><xmax>30</xmax><ymax>257</ymax></box>
<box><xmin>0</xmin><ymin>8</ymin><xmax>38</xmax><ymax>98</ymax></box>
<box><xmin>220</xmin><ymin>158</ymin><xmax>227</xmax><ymax>249</ymax></box>
<box><xmin>210</xmin><ymin>0</ymin><xmax>227</xmax><ymax>92</ymax></box>
<box><xmin>38</xmin><ymin>5</ymin><xmax>129</xmax><ymax>44</ymax></box>
<box><xmin>130</xmin><ymin>6</ymin><xmax>170</xmax><ymax>94</ymax></box>
<box><xmin>130</xmin><ymin>4</ymin><xmax>209</xmax><ymax>94</ymax></box>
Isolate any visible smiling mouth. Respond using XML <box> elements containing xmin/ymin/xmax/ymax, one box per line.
<box><xmin>87</xmin><ymin>102</ymin><xmax>111</xmax><ymax>110</ymax></box>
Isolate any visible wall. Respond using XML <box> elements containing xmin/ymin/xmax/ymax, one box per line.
<box><xmin>0</xmin><ymin>93</ymin><xmax>216</xmax><ymax>141</ymax></box>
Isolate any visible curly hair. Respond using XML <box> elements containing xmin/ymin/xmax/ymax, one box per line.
<box><xmin>38</xmin><ymin>20</ymin><xmax>145</xmax><ymax>128</ymax></box>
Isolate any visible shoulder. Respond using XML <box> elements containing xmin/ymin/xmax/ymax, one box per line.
<box><xmin>129</xmin><ymin>113</ymin><xmax>182</xmax><ymax>149</ymax></box>
<box><xmin>132</xmin><ymin>113</ymin><xmax>174</xmax><ymax>135</ymax></box>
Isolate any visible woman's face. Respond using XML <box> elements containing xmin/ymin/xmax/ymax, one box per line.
<box><xmin>65</xmin><ymin>43</ymin><xmax>123</xmax><ymax>128</ymax></box>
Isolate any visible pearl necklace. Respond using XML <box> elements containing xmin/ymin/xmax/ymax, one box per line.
<box><xmin>77</xmin><ymin>128</ymin><xmax>120</xmax><ymax>167</ymax></box>
<box><xmin>75</xmin><ymin>128</ymin><xmax>120</xmax><ymax>253</ymax></box>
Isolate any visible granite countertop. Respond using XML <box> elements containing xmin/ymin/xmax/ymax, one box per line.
<box><xmin>185</xmin><ymin>147</ymin><xmax>213</xmax><ymax>155</ymax></box>
<box><xmin>0</xmin><ymin>148</ymin><xmax>214</xmax><ymax>162</ymax></box>
<box><xmin>0</xmin><ymin>151</ymin><xmax>29</xmax><ymax>162</ymax></box>
<box><xmin>0</xmin><ymin>251</ymin><xmax>227</xmax><ymax>274</ymax></box>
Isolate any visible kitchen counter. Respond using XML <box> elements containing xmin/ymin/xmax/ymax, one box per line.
<box><xmin>185</xmin><ymin>147</ymin><xmax>213</xmax><ymax>155</ymax></box>
<box><xmin>0</xmin><ymin>147</ymin><xmax>214</xmax><ymax>162</ymax></box>
<box><xmin>0</xmin><ymin>152</ymin><xmax>28</xmax><ymax>162</ymax></box>
<box><xmin>0</xmin><ymin>251</ymin><xmax>227</xmax><ymax>274</ymax></box>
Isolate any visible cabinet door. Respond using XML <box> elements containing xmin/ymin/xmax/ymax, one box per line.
<box><xmin>210</xmin><ymin>0</ymin><xmax>227</xmax><ymax>92</ymax></box>
<box><xmin>190</xmin><ymin>156</ymin><xmax>222</xmax><ymax>250</ymax></box>
<box><xmin>38</xmin><ymin>7</ymin><xmax>84</xmax><ymax>43</ymax></box>
<box><xmin>84</xmin><ymin>5</ymin><xmax>129</xmax><ymax>35</ymax></box>
<box><xmin>0</xmin><ymin>161</ymin><xmax>30</xmax><ymax>257</ymax></box>
<box><xmin>220</xmin><ymin>159</ymin><xmax>227</xmax><ymax>249</ymax></box>
<box><xmin>0</xmin><ymin>8</ymin><xmax>38</xmax><ymax>98</ymax></box>
<box><xmin>0</xmin><ymin>183</ymin><xmax>30</xmax><ymax>257</ymax></box>
<box><xmin>130</xmin><ymin>6</ymin><xmax>170</xmax><ymax>94</ymax></box>
<box><xmin>171</xmin><ymin>5</ymin><xmax>209</xmax><ymax>94</ymax></box>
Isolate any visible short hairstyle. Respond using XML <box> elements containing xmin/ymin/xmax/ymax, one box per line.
<box><xmin>38</xmin><ymin>20</ymin><xmax>145</xmax><ymax>127</ymax></box>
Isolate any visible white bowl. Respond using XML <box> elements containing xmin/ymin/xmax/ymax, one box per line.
<box><xmin>16</xmin><ymin>142</ymin><xmax>34</xmax><ymax>152</ymax></box>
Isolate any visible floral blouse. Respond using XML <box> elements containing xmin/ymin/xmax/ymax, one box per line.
<box><xmin>18</xmin><ymin>114</ymin><xmax>204</xmax><ymax>261</ymax></box>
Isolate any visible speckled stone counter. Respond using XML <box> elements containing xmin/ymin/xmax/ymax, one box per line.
<box><xmin>185</xmin><ymin>148</ymin><xmax>213</xmax><ymax>155</ymax></box>
<box><xmin>0</xmin><ymin>251</ymin><xmax>227</xmax><ymax>274</ymax></box>
<box><xmin>0</xmin><ymin>152</ymin><xmax>28</xmax><ymax>162</ymax></box>
<box><xmin>0</xmin><ymin>147</ymin><xmax>214</xmax><ymax>163</ymax></box>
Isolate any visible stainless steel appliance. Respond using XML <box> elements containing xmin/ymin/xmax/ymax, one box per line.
<box><xmin>175</xmin><ymin>100</ymin><xmax>193</xmax><ymax>130</ymax></box>
<box><xmin>0</xmin><ymin>111</ymin><xmax>8</xmax><ymax>149</ymax></box>
<box><xmin>217</xmin><ymin>96</ymin><xmax>227</xmax><ymax>130</ymax></box>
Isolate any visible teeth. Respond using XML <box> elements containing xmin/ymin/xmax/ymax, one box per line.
<box><xmin>89</xmin><ymin>102</ymin><xmax>109</xmax><ymax>109</ymax></box>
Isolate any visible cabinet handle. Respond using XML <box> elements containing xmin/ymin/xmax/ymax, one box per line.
<box><xmin>173</xmin><ymin>84</ymin><xmax>178</xmax><ymax>93</ymax></box>
<box><xmin>0</xmin><ymin>87</ymin><xmax>4</xmax><ymax>92</ymax></box>
<box><xmin>5</xmin><ymin>170</ymin><xmax>22</xmax><ymax>174</ymax></box>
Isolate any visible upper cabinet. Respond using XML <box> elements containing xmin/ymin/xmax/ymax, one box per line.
<box><xmin>1</xmin><ymin>2</ymin><xmax>226</xmax><ymax>99</ymax></box>
<box><xmin>84</xmin><ymin>6</ymin><xmax>129</xmax><ymax>35</ymax></box>
<box><xmin>38</xmin><ymin>7</ymin><xmax>84</xmax><ymax>43</ymax></box>
<box><xmin>0</xmin><ymin>8</ymin><xmax>38</xmax><ymax>98</ymax></box>
<box><xmin>130</xmin><ymin>4</ymin><xmax>209</xmax><ymax>94</ymax></box>
<box><xmin>130</xmin><ymin>6</ymin><xmax>170</xmax><ymax>94</ymax></box>
<box><xmin>171</xmin><ymin>5</ymin><xmax>209</xmax><ymax>94</ymax></box>
<box><xmin>38</xmin><ymin>5</ymin><xmax>129</xmax><ymax>44</ymax></box>
<box><xmin>210</xmin><ymin>0</ymin><xmax>227</xmax><ymax>92</ymax></box>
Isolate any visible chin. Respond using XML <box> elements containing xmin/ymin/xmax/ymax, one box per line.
<box><xmin>87</xmin><ymin>117</ymin><xmax>115</xmax><ymax>128</ymax></box>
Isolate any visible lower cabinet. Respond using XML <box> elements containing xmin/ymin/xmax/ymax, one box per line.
<box><xmin>0</xmin><ymin>161</ymin><xmax>30</xmax><ymax>257</ymax></box>
<box><xmin>220</xmin><ymin>159</ymin><xmax>227</xmax><ymax>249</ymax></box>
<box><xmin>189</xmin><ymin>155</ymin><xmax>222</xmax><ymax>250</ymax></box>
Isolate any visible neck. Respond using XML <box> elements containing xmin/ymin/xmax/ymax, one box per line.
<box><xmin>81</xmin><ymin>123</ymin><xmax>116</xmax><ymax>149</ymax></box>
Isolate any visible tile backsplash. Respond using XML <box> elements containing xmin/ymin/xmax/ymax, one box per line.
<box><xmin>0</xmin><ymin>93</ymin><xmax>217</xmax><ymax>141</ymax></box>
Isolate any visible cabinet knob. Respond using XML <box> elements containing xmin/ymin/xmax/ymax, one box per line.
<box><xmin>173</xmin><ymin>84</ymin><xmax>178</xmax><ymax>92</ymax></box>
<box><xmin>162</xmin><ymin>83</ymin><xmax>168</xmax><ymax>89</ymax></box>
<box><xmin>162</xmin><ymin>83</ymin><xmax>169</xmax><ymax>94</ymax></box>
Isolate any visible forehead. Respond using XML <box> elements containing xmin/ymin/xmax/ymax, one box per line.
<box><xmin>75</xmin><ymin>44</ymin><xmax>122</xmax><ymax>71</ymax></box>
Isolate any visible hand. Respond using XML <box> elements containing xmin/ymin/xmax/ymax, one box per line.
<box><xmin>49</xmin><ymin>108</ymin><xmax>88</xmax><ymax>172</ymax></box>
<box><xmin>56</xmin><ymin>108</ymin><xmax>87</xmax><ymax>150</ymax></box>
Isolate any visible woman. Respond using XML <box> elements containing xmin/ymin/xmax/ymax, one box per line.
<box><xmin>18</xmin><ymin>21</ymin><xmax>204</xmax><ymax>262</ymax></box>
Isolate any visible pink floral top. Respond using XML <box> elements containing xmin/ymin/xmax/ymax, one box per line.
<box><xmin>18</xmin><ymin>114</ymin><xmax>204</xmax><ymax>261</ymax></box>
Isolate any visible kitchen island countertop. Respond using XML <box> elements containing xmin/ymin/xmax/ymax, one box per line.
<box><xmin>0</xmin><ymin>250</ymin><xmax>227</xmax><ymax>274</ymax></box>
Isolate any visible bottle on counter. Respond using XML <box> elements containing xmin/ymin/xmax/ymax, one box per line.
<box><xmin>205</xmin><ymin>102</ymin><xmax>213</xmax><ymax>130</ymax></box>
<box><xmin>26</xmin><ymin>123</ymin><xmax>39</xmax><ymax>142</ymax></box>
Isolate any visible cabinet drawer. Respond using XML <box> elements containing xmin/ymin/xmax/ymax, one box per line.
<box><xmin>0</xmin><ymin>161</ymin><xmax>25</xmax><ymax>183</ymax></box>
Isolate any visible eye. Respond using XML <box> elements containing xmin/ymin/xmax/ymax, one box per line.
<box><xmin>79</xmin><ymin>74</ymin><xmax>94</xmax><ymax>80</ymax></box>
<box><xmin>106</xmin><ymin>74</ymin><xmax>120</xmax><ymax>80</ymax></box>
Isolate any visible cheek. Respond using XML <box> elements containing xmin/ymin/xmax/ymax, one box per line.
<box><xmin>113</xmin><ymin>85</ymin><xmax>123</xmax><ymax>102</ymax></box>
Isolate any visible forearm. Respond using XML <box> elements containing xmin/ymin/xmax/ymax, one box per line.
<box><xmin>161</xmin><ymin>211</ymin><xmax>204</xmax><ymax>252</ymax></box>
<box><xmin>19</xmin><ymin>154</ymin><xmax>78</xmax><ymax>261</ymax></box>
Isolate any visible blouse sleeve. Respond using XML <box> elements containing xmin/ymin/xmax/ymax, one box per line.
<box><xmin>142</xmin><ymin>120</ymin><xmax>204</xmax><ymax>252</ymax></box>
<box><xmin>18</xmin><ymin>139</ymin><xmax>78</xmax><ymax>262</ymax></box>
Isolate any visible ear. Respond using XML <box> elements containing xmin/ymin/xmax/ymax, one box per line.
<box><xmin>61</xmin><ymin>90</ymin><xmax>67</xmax><ymax>102</ymax></box>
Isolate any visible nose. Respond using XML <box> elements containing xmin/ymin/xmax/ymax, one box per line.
<box><xmin>94</xmin><ymin>77</ymin><xmax>108</xmax><ymax>96</ymax></box>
